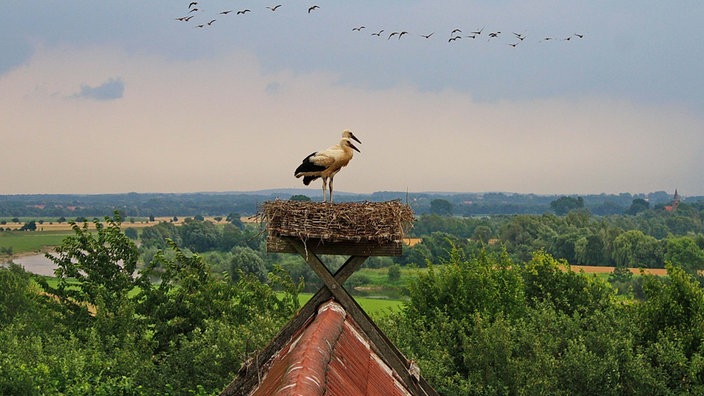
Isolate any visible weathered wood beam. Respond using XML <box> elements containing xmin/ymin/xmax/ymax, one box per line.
<box><xmin>287</xmin><ymin>239</ymin><xmax>437</xmax><ymax>396</ymax></box>
<box><xmin>220</xmin><ymin>253</ymin><xmax>368</xmax><ymax>396</ymax></box>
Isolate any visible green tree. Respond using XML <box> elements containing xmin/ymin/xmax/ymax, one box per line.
<box><xmin>430</xmin><ymin>198</ymin><xmax>452</xmax><ymax>216</ymax></box>
<box><xmin>550</xmin><ymin>196</ymin><xmax>584</xmax><ymax>215</ymax></box>
<box><xmin>420</xmin><ymin>232</ymin><xmax>466</xmax><ymax>264</ymax></box>
<box><xmin>179</xmin><ymin>220</ymin><xmax>221</xmax><ymax>252</ymax></box>
<box><xmin>612</xmin><ymin>230</ymin><xmax>662</xmax><ymax>268</ymax></box>
<box><xmin>0</xmin><ymin>264</ymin><xmax>34</xmax><ymax>324</ymax></box>
<box><xmin>522</xmin><ymin>251</ymin><xmax>613</xmax><ymax>315</ymax></box>
<box><xmin>627</xmin><ymin>198</ymin><xmax>650</xmax><ymax>215</ymax></box>
<box><xmin>381</xmin><ymin>249</ymin><xmax>524</xmax><ymax>394</ymax></box>
<box><xmin>472</xmin><ymin>225</ymin><xmax>492</xmax><ymax>244</ymax></box>
<box><xmin>124</xmin><ymin>227</ymin><xmax>138</xmax><ymax>240</ymax></box>
<box><xmin>574</xmin><ymin>234</ymin><xmax>606</xmax><ymax>265</ymax></box>
<box><xmin>289</xmin><ymin>194</ymin><xmax>311</xmax><ymax>202</ymax></box>
<box><xmin>19</xmin><ymin>221</ymin><xmax>36</xmax><ymax>231</ymax></box>
<box><xmin>226</xmin><ymin>213</ymin><xmax>244</xmax><ymax>229</ymax></box>
<box><xmin>664</xmin><ymin>236</ymin><xmax>704</xmax><ymax>274</ymax></box>
<box><xmin>397</xmin><ymin>243</ymin><xmax>431</xmax><ymax>267</ymax></box>
<box><xmin>41</xmin><ymin>213</ymin><xmax>141</xmax><ymax>321</ymax></box>
<box><xmin>387</xmin><ymin>264</ymin><xmax>401</xmax><ymax>282</ymax></box>
<box><xmin>220</xmin><ymin>222</ymin><xmax>245</xmax><ymax>251</ymax></box>
<box><xmin>637</xmin><ymin>265</ymin><xmax>704</xmax><ymax>391</ymax></box>
<box><xmin>140</xmin><ymin>221</ymin><xmax>181</xmax><ymax>249</ymax></box>
<box><xmin>500</xmin><ymin>215</ymin><xmax>556</xmax><ymax>262</ymax></box>
<box><xmin>229</xmin><ymin>246</ymin><xmax>267</xmax><ymax>282</ymax></box>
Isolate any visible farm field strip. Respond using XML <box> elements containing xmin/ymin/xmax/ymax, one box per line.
<box><xmin>571</xmin><ymin>265</ymin><xmax>667</xmax><ymax>276</ymax></box>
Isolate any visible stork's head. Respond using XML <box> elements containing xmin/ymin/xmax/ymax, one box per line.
<box><xmin>342</xmin><ymin>129</ymin><xmax>362</xmax><ymax>145</ymax></box>
<box><xmin>342</xmin><ymin>138</ymin><xmax>360</xmax><ymax>153</ymax></box>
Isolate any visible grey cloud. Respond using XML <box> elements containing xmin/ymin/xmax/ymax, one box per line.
<box><xmin>74</xmin><ymin>77</ymin><xmax>124</xmax><ymax>100</ymax></box>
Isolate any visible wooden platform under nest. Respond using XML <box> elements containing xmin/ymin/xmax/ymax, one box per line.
<box><xmin>258</xmin><ymin>200</ymin><xmax>414</xmax><ymax>256</ymax></box>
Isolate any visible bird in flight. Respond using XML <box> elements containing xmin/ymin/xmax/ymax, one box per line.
<box><xmin>420</xmin><ymin>32</ymin><xmax>434</xmax><ymax>38</ymax></box>
<box><xmin>574</xmin><ymin>33</ymin><xmax>584</xmax><ymax>38</ymax></box>
<box><xmin>188</xmin><ymin>2</ymin><xmax>198</xmax><ymax>9</ymax></box>
<box><xmin>451</xmin><ymin>28</ymin><xmax>462</xmax><ymax>35</ymax></box>
<box><xmin>267</xmin><ymin>5</ymin><xmax>282</xmax><ymax>11</ymax></box>
<box><xmin>237</xmin><ymin>9</ymin><xmax>251</xmax><ymax>15</ymax></box>
<box><xmin>371</xmin><ymin>29</ymin><xmax>384</xmax><ymax>36</ymax></box>
<box><xmin>398</xmin><ymin>31</ymin><xmax>409</xmax><ymax>39</ymax></box>
<box><xmin>388</xmin><ymin>31</ymin><xmax>399</xmax><ymax>39</ymax></box>
<box><xmin>352</xmin><ymin>26</ymin><xmax>365</xmax><ymax>31</ymax></box>
<box><xmin>219</xmin><ymin>10</ymin><xmax>233</xmax><ymax>15</ymax></box>
<box><xmin>448</xmin><ymin>35</ymin><xmax>461</xmax><ymax>42</ymax></box>
<box><xmin>207</xmin><ymin>19</ymin><xmax>216</xmax><ymax>26</ymax></box>
<box><xmin>308</xmin><ymin>5</ymin><xmax>319</xmax><ymax>13</ymax></box>
<box><xmin>471</xmin><ymin>26</ymin><xmax>485</xmax><ymax>35</ymax></box>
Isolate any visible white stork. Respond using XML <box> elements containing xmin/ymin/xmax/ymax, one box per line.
<box><xmin>294</xmin><ymin>130</ymin><xmax>361</xmax><ymax>202</ymax></box>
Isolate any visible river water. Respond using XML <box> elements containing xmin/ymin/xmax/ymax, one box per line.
<box><xmin>2</xmin><ymin>253</ymin><xmax>57</xmax><ymax>276</ymax></box>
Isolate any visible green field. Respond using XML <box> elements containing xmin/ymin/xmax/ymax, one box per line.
<box><xmin>34</xmin><ymin>276</ymin><xmax>403</xmax><ymax>315</ymax></box>
<box><xmin>296</xmin><ymin>292</ymin><xmax>404</xmax><ymax>315</ymax></box>
<box><xmin>0</xmin><ymin>231</ymin><xmax>72</xmax><ymax>255</ymax></box>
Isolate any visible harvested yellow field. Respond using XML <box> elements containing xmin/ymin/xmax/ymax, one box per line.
<box><xmin>403</xmin><ymin>238</ymin><xmax>422</xmax><ymax>246</ymax></box>
<box><xmin>571</xmin><ymin>265</ymin><xmax>667</xmax><ymax>276</ymax></box>
<box><xmin>2</xmin><ymin>216</ymin><xmax>256</xmax><ymax>232</ymax></box>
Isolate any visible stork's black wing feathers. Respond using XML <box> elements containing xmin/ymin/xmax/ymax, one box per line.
<box><xmin>294</xmin><ymin>153</ymin><xmax>327</xmax><ymax>176</ymax></box>
<box><xmin>302</xmin><ymin>175</ymin><xmax>319</xmax><ymax>185</ymax></box>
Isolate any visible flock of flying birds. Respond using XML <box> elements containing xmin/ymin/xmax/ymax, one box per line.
<box><xmin>175</xmin><ymin>1</ymin><xmax>321</xmax><ymax>28</ymax></box>
<box><xmin>175</xmin><ymin>2</ymin><xmax>585</xmax><ymax>47</ymax></box>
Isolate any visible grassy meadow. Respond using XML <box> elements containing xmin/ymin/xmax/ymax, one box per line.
<box><xmin>0</xmin><ymin>231</ymin><xmax>72</xmax><ymax>255</ymax></box>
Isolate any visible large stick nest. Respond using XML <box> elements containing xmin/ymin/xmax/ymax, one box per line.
<box><xmin>258</xmin><ymin>200</ymin><xmax>414</xmax><ymax>244</ymax></box>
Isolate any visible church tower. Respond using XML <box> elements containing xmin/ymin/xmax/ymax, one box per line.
<box><xmin>672</xmin><ymin>189</ymin><xmax>681</xmax><ymax>211</ymax></box>
<box><xmin>666</xmin><ymin>189</ymin><xmax>681</xmax><ymax>212</ymax></box>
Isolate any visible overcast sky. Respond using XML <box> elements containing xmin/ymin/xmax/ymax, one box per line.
<box><xmin>2</xmin><ymin>1</ymin><xmax>703</xmax><ymax>196</ymax></box>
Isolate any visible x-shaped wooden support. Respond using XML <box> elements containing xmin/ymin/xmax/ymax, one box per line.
<box><xmin>222</xmin><ymin>238</ymin><xmax>437</xmax><ymax>396</ymax></box>
<box><xmin>285</xmin><ymin>238</ymin><xmax>435</xmax><ymax>396</ymax></box>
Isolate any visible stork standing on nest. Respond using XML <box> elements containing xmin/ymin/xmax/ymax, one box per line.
<box><xmin>294</xmin><ymin>130</ymin><xmax>361</xmax><ymax>203</ymax></box>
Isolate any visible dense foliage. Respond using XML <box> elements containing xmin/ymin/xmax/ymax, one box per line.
<box><xmin>380</xmin><ymin>249</ymin><xmax>704</xmax><ymax>395</ymax></box>
<box><xmin>0</xmin><ymin>214</ymin><xmax>300</xmax><ymax>395</ymax></box>
<box><xmin>3</xmin><ymin>194</ymin><xmax>704</xmax><ymax>394</ymax></box>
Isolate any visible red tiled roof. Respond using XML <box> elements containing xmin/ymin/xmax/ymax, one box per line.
<box><xmin>251</xmin><ymin>300</ymin><xmax>413</xmax><ymax>396</ymax></box>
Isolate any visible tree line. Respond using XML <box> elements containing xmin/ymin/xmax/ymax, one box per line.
<box><xmin>403</xmin><ymin>199</ymin><xmax>704</xmax><ymax>274</ymax></box>
<box><xmin>121</xmin><ymin>196</ymin><xmax>704</xmax><ymax>294</ymax></box>
<box><xmin>1</xmin><ymin>190</ymin><xmax>700</xmax><ymax>219</ymax></box>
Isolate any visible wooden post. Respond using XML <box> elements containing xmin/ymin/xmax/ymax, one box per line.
<box><xmin>286</xmin><ymin>238</ymin><xmax>437</xmax><ymax>396</ymax></box>
<box><xmin>220</xmin><ymin>254</ymin><xmax>369</xmax><ymax>396</ymax></box>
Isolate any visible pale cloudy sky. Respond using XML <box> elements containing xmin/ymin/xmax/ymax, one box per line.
<box><xmin>2</xmin><ymin>1</ymin><xmax>703</xmax><ymax>196</ymax></box>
